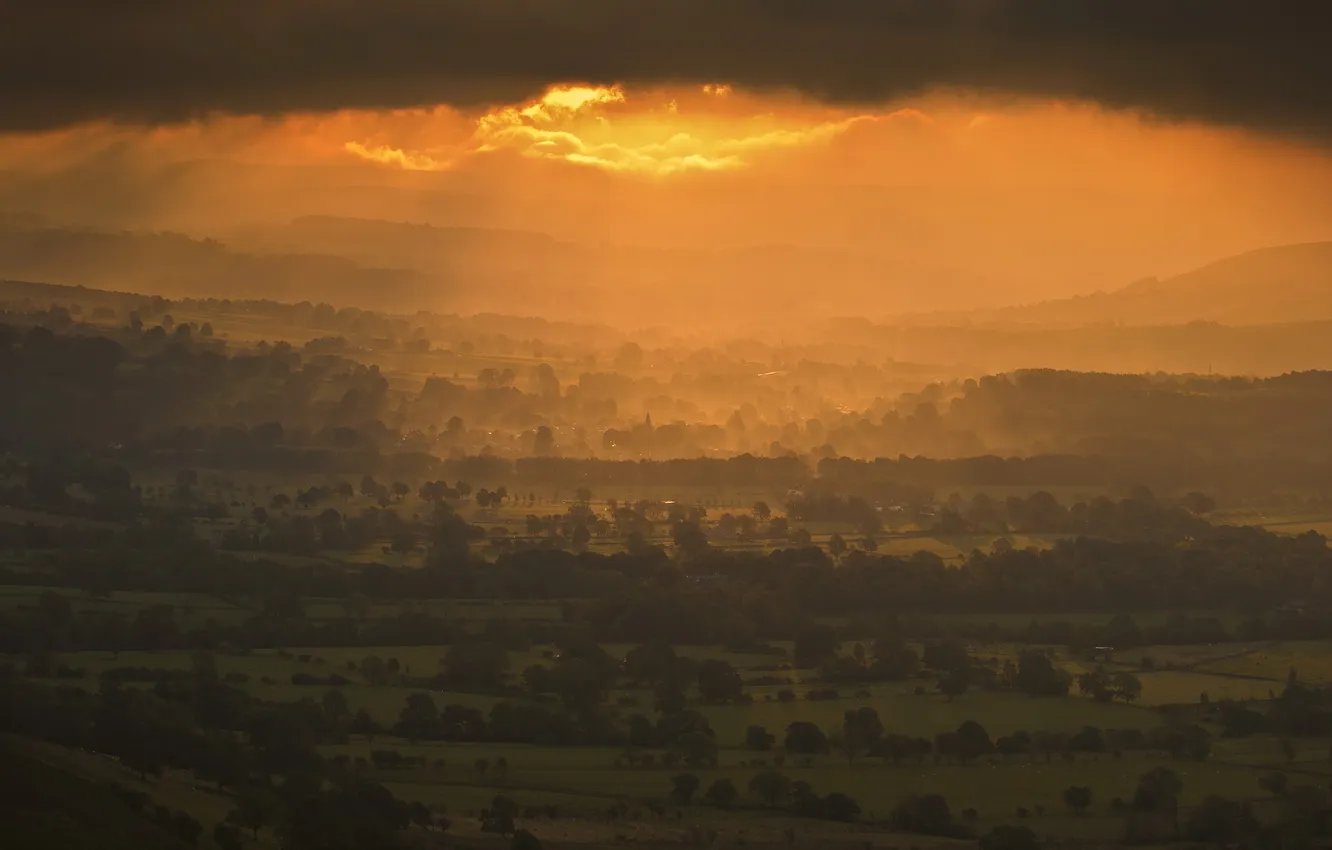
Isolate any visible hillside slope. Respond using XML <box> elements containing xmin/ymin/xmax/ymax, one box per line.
<box><xmin>953</xmin><ymin>241</ymin><xmax>1332</xmax><ymax>327</ymax></box>
<box><xmin>0</xmin><ymin>741</ymin><xmax>191</xmax><ymax>850</ymax></box>
<box><xmin>0</xmin><ymin>221</ymin><xmax>436</xmax><ymax>313</ymax></box>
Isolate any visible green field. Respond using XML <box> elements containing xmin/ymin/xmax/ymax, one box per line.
<box><xmin>24</xmin><ymin>635</ymin><xmax>1330</xmax><ymax>733</ymax></box>
<box><xmin>1193</xmin><ymin>641</ymin><xmax>1332</xmax><ymax>682</ymax></box>
<box><xmin>0</xmin><ymin>586</ymin><xmax>254</xmax><ymax>628</ymax></box>
<box><xmin>701</xmin><ymin>687</ymin><xmax>1163</xmax><ymax>744</ymax></box>
<box><xmin>15</xmin><ymin>611</ymin><xmax>1332</xmax><ymax>847</ymax></box>
<box><xmin>0</xmin><ymin>586</ymin><xmax>567</xmax><ymax>629</ymax></box>
<box><xmin>317</xmin><ymin>739</ymin><xmax>1288</xmax><ymax>844</ymax></box>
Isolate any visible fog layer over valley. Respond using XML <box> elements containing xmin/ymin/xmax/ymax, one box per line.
<box><xmin>7</xmin><ymin>10</ymin><xmax>1332</xmax><ymax>849</ymax></box>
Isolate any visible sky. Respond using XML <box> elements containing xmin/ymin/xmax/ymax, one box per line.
<box><xmin>2</xmin><ymin>0</ymin><xmax>1331</xmax><ymax>309</ymax></box>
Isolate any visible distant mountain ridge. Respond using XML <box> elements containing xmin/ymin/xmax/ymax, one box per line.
<box><xmin>0</xmin><ymin>221</ymin><xmax>436</xmax><ymax>312</ymax></box>
<box><xmin>953</xmin><ymin>241</ymin><xmax>1332</xmax><ymax>327</ymax></box>
<box><xmin>5</xmin><ymin>214</ymin><xmax>1326</xmax><ymax>329</ymax></box>
<box><xmin>229</xmin><ymin>215</ymin><xmax>1007</xmax><ymax>324</ymax></box>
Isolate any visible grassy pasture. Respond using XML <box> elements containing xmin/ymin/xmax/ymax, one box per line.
<box><xmin>300</xmin><ymin>597</ymin><xmax>565</xmax><ymax>623</ymax></box>
<box><xmin>18</xmin><ymin>629</ymin><xmax>1332</xmax><ymax>845</ymax></box>
<box><xmin>1193</xmin><ymin>640</ymin><xmax>1332</xmax><ymax>683</ymax></box>
<box><xmin>1205</xmin><ymin>504</ymin><xmax>1332</xmax><ymax>537</ymax></box>
<box><xmin>23</xmin><ymin>634</ymin><xmax>1305</xmax><ymax>733</ymax></box>
<box><xmin>324</xmin><ymin>739</ymin><xmax>1278</xmax><ymax>843</ymax></box>
<box><xmin>13</xmin><ymin>646</ymin><xmax>514</xmax><ymax>724</ymax></box>
<box><xmin>22</xmin><ymin>642</ymin><xmax>1174</xmax><ymax>737</ymax></box>
<box><xmin>701</xmin><ymin>687</ymin><xmax>1163</xmax><ymax>746</ymax></box>
<box><xmin>14</xmin><ymin>717</ymin><xmax>1293</xmax><ymax>848</ymax></box>
<box><xmin>1128</xmin><ymin>671</ymin><xmax>1278</xmax><ymax>706</ymax></box>
<box><xmin>905</xmin><ymin>609</ymin><xmax>1250</xmax><ymax>634</ymax></box>
<box><xmin>0</xmin><ymin>585</ymin><xmax>566</xmax><ymax>629</ymax></box>
<box><xmin>0</xmin><ymin>586</ymin><xmax>253</xmax><ymax>628</ymax></box>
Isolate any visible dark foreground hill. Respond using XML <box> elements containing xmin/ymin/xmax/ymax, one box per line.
<box><xmin>0</xmin><ymin>740</ymin><xmax>188</xmax><ymax>850</ymax></box>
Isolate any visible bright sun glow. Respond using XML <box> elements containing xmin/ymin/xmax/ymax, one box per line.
<box><xmin>343</xmin><ymin>84</ymin><xmax>885</xmax><ymax>177</ymax></box>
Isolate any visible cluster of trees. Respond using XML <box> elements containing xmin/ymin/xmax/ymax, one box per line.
<box><xmin>929</xmin><ymin>487</ymin><xmax>1215</xmax><ymax>539</ymax></box>
<box><xmin>5</xmin><ymin>510</ymin><xmax>1332</xmax><ymax>658</ymax></box>
<box><xmin>1077</xmin><ymin>668</ymin><xmax>1145</xmax><ymax>703</ymax></box>
<box><xmin>0</xmin><ymin>660</ymin><xmax>428</xmax><ymax>850</ymax></box>
<box><xmin>761</xmin><ymin>709</ymin><xmax>1215</xmax><ymax>768</ymax></box>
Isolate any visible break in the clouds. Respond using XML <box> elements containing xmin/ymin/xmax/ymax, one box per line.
<box><xmin>341</xmin><ymin>84</ymin><xmax>898</xmax><ymax>176</ymax></box>
<box><xmin>3</xmin><ymin>0</ymin><xmax>1329</xmax><ymax>141</ymax></box>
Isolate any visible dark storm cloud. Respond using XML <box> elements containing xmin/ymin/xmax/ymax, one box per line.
<box><xmin>3</xmin><ymin>0</ymin><xmax>1329</xmax><ymax>140</ymax></box>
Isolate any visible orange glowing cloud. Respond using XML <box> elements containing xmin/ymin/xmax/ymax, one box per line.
<box><xmin>342</xmin><ymin>83</ymin><xmax>896</xmax><ymax>176</ymax></box>
<box><xmin>342</xmin><ymin>141</ymin><xmax>450</xmax><ymax>171</ymax></box>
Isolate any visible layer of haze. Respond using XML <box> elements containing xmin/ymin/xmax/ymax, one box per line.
<box><xmin>2</xmin><ymin>84</ymin><xmax>1332</xmax><ymax>328</ymax></box>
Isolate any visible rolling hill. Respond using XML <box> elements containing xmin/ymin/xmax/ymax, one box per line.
<box><xmin>965</xmin><ymin>241</ymin><xmax>1332</xmax><ymax>327</ymax></box>
<box><xmin>0</xmin><ymin>740</ymin><xmax>191</xmax><ymax>850</ymax></box>
<box><xmin>0</xmin><ymin>220</ymin><xmax>437</xmax><ymax>313</ymax></box>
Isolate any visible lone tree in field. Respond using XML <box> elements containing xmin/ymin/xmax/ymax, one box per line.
<box><xmin>1129</xmin><ymin>767</ymin><xmax>1183</xmax><ymax>841</ymax></box>
<box><xmin>820</xmin><ymin>792</ymin><xmax>862</xmax><ymax>822</ymax></box>
<box><xmin>784</xmin><ymin>721</ymin><xmax>830</xmax><ymax>755</ymax></box>
<box><xmin>1112</xmin><ymin>672</ymin><xmax>1143</xmax><ymax>703</ymax></box>
<box><xmin>841</xmin><ymin>706</ymin><xmax>884</xmax><ymax>764</ymax></box>
<box><xmin>1063</xmin><ymin>785</ymin><xmax>1093</xmax><ymax>815</ymax></box>
<box><xmin>696</xmin><ymin>659</ymin><xmax>743</xmax><ymax>703</ymax></box>
<box><xmin>745</xmin><ymin>724</ymin><xmax>775</xmax><ymax>751</ymax></box>
<box><xmin>828</xmin><ymin>533</ymin><xmax>847</xmax><ymax>560</ymax></box>
<box><xmin>1014</xmin><ymin>649</ymin><xmax>1071</xmax><ymax>696</ymax></box>
<box><xmin>703</xmin><ymin>778</ymin><xmax>739</xmax><ymax>809</ymax></box>
<box><xmin>669</xmin><ymin>773</ymin><xmax>700</xmax><ymax>805</ymax></box>
<box><xmin>748</xmin><ymin>770</ymin><xmax>792</xmax><ymax>806</ymax></box>
<box><xmin>938</xmin><ymin>669</ymin><xmax>969</xmax><ymax>701</ymax></box>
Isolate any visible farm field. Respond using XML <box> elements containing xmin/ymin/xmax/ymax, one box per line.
<box><xmin>0</xmin><ymin>585</ymin><xmax>255</xmax><ymax>628</ymax></box>
<box><xmin>316</xmin><ymin>739</ymin><xmax>1290</xmax><ymax>844</ymax></box>
<box><xmin>0</xmin><ymin>585</ymin><xmax>568</xmax><ymax>629</ymax></box>
<box><xmin>27</xmin><ymin>635</ymin><xmax>1328</xmax><ymax>741</ymax></box>
<box><xmin>7</xmin><ymin>694</ymin><xmax>1312</xmax><ymax>849</ymax></box>
<box><xmin>904</xmin><ymin>609</ymin><xmax>1252</xmax><ymax>634</ymax></box>
<box><xmin>21</xmin><ymin>630</ymin><xmax>1332</xmax><ymax>731</ymax></box>
<box><xmin>701</xmin><ymin>688</ymin><xmax>1163</xmax><ymax>744</ymax></box>
<box><xmin>1210</xmin><ymin>505</ymin><xmax>1332</xmax><ymax>538</ymax></box>
<box><xmin>9</xmin><ymin>646</ymin><xmax>1152</xmax><ymax>735</ymax></box>
<box><xmin>1193</xmin><ymin>641</ymin><xmax>1332</xmax><ymax>682</ymax></box>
